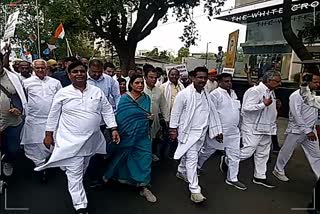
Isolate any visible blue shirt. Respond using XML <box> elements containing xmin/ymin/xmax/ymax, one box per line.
<box><xmin>87</xmin><ymin>74</ymin><xmax>120</xmax><ymax>110</ymax></box>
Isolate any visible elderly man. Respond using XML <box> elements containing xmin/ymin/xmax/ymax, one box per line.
<box><xmin>160</xmin><ymin>68</ymin><xmax>184</xmax><ymax>158</ymax></box>
<box><xmin>274</xmin><ymin>70</ymin><xmax>320</xmax><ymax>181</ymax></box>
<box><xmin>238</xmin><ymin>70</ymin><xmax>281</xmax><ymax>188</ymax></box>
<box><xmin>21</xmin><ymin>59</ymin><xmax>62</xmax><ymax>182</ymax></box>
<box><xmin>204</xmin><ymin>68</ymin><xmax>218</xmax><ymax>93</ymax></box>
<box><xmin>160</xmin><ymin>68</ymin><xmax>185</xmax><ymax>112</ymax></box>
<box><xmin>198</xmin><ymin>73</ymin><xmax>246</xmax><ymax>190</ymax></box>
<box><xmin>170</xmin><ymin>66</ymin><xmax>222</xmax><ymax>203</ymax></box>
<box><xmin>0</xmin><ymin>53</ymin><xmax>27</xmax><ymax>177</ymax></box>
<box><xmin>35</xmin><ymin>61</ymin><xmax>120</xmax><ymax>214</ymax></box>
<box><xmin>144</xmin><ymin>64</ymin><xmax>170</xmax><ymax>161</ymax></box>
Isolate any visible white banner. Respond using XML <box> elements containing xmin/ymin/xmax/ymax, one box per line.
<box><xmin>3</xmin><ymin>11</ymin><xmax>20</xmax><ymax>41</ymax></box>
<box><xmin>222</xmin><ymin>67</ymin><xmax>235</xmax><ymax>76</ymax></box>
<box><xmin>165</xmin><ymin>64</ymin><xmax>188</xmax><ymax>76</ymax></box>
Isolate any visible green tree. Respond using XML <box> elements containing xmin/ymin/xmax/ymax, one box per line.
<box><xmin>1</xmin><ymin>0</ymin><xmax>226</xmax><ymax>73</ymax></box>
<box><xmin>62</xmin><ymin>0</ymin><xmax>225</xmax><ymax>74</ymax></box>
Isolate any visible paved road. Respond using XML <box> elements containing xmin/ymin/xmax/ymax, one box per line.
<box><xmin>0</xmin><ymin>118</ymin><xmax>317</xmax><ymax>214</ymax></box>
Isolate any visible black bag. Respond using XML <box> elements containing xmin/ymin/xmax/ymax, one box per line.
<box><xmin>0</xmin><ymin>84</ymin><xmax>23</xmax><ymax>112</ymax></box>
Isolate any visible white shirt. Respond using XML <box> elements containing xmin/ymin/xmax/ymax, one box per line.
<box><xmin>241</xmin><ymin>82</ymin><xmax>277</xmax><ymax>135</ymax></box>
<box><xmin>144</xmin><ymin>85</ymin><xmax>169</xmax><ymax>138</ymax></box>
<box><xmin>35</xmin><ymin>84</ymin><xmax>117</xmax><ymax>170</ymax></box>
<box><xmin>205</xmin><ymin>80</ymin><xmax>218</xmax><ymax>93</ymax></box>
<box><xmin>286</xmin><ymin>89</ymin><xmax>318</xmax><ymax>135</ymax></box>
<box><xmin>23</xmin><ymin>76</ymin><xmax>62</xmax><ymax>119</ymax></box>
<box><xmin>21</xmin><ymin>76</ymin><xmax>62</xmax><ymax>145</ymax></box>
<box><xmin>211</xmin><ymin>87</ymin><xmax>240</xmax><ymax>136</ymax></box>
<box><xmin>191</xmin><ymin>90</ymin><xmax>209</xmax><ymax>129</ymax></box>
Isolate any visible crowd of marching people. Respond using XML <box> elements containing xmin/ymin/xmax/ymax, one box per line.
<box><xmin>0</xmin><ymin>49</ymin><xmax>320</xmax><ymax>214</ymax></box>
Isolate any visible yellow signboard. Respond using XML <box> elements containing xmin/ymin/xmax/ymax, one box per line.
<box><xmin>225</xmin><ymin>30</ymin><xmax>239</xmax><ymax>68</ymax></box>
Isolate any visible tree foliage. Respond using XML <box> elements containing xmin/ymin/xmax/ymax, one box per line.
<box><xmin>145</xmin><ymin>48</ymin><xmax>173</xmax><ymax>62</ymax></box>
<box><xmin>1</xmin><ymin>0</ymin><xmax>226</xmax><ymax>73</ymax></box>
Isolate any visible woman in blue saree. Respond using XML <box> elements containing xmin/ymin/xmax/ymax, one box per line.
<box><xmin>103</xmin><ymin>74</ymin><xmax>156</xmax><ymax>203</ymax></box>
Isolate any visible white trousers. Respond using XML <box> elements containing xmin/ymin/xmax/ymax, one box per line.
<box><xmin>177</xmin><ymin>134</ymin><xmax>206</xmax><ymax>194</ymax></box>
<box><xmin>274</xmin><ymin>133</ymin><xmax>320</xmax><ymax>179</ymax></box>
<box><xmin>198</xmin><ymin>134</ymin><xmax>241</xmax><ymax>182</ymax></box>
<box><xmin>24</xmin><ymin>144</ymin><xmax>52</xmax><ymax>167</ymax></box>
<box><xmin>240</xmin><ymin>132</ymin><xmax>271</xmax><ymax>179</ymax></box>
<box><xmin>65</xmin><ymin>156</ymin><xmax>91</xmax><ymax>210</ymax></box>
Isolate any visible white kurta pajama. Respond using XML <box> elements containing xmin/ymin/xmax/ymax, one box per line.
<box><xmin>35</xmin><ymin>84</ymin><xmax>117</xmax><ymax>210</ymax></box>
<box><xmin>21</xmin><ymin>76</ymin><xmax>62</xmax><ymax>166</ymax></box>
<box><xmin>198</xmin><ymin>87</ymin><xmax>241</xmax><ymax>182</ymax></box>
<box><xmin>275</xmin><ymin>89</ymin><xmax>320</xmax><ymax>179</ymax></box>
<box><xmin>170</xmin><ymin>84</ymin><xmax>222</xmax><ymax>193</ymax></box>
<box><xmin>240</xmin><ymin>82</ymin><xmax>277</xmax><ymax>179</ymax></box>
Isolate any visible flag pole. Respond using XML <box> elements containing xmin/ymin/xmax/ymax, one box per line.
<box><xmin>66</xmin><ymin>38</ymin><xmax>73</xmax><ymax>56</ymax></box>
<box><xmin>36</xmin><ymin>0</ymin><xmax>41</xmax><ymax>58</ymax></box>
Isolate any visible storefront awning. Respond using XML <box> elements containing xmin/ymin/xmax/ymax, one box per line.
<box><xmin>215</xmin><ymin>0</ymin><xmax>320</xmax><ymax>23</ymax></box>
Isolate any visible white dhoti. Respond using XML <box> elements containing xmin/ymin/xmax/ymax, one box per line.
<box><xmin>240</xmin><ymin>132</ymin><xmax>271</xmax><ymax>179</ymax></box>
<box><xmin>177</xmin><ymin>132</ymin><xmax>206</xmax><ymax>194</ymax></box>
<box><xmin>65</xmin><ymin>156</ymin><xmax>91</xmax><ymax>210</ymax></box>
<box><xmin>198</xmin><ymin>133</ymin><xmax>241</xmax><ymax>182</ymax></box>
<box><xmin>275</xmin><ymin>133</ymin><xmax>320</xmax><ymax>179</ymax></box>
<box><xmin>24</xmin><ymin>144</ymin><xmax>52</xmax><ymax>167</ymax></box>
<box><xmin>21</xmin><ymin>118</ymin><xmax>53</xmax><ymax>167</ymax></box>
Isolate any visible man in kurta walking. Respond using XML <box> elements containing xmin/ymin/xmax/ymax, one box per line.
<box><xmin>274</xmin><ymin>70</ymin><xmax>320</xmax><ymax>181</ymax></box>
<box><xmin>35</xmin><ymin>61</ymin><xmax>120</xmax><ymax>214</ymax></box>
<box><xmin>198</xmin><ymin>73</ymin><xmax>246</xmax><ymax>190</ymax></box>
<box><xmin>169</xmin><ymin>66</ymin><xmax>223</xmax><ymax>203</ymax></box>
<box><xmin>238</xmin><ymin>70</ymin><xmax>281</xmax><ymax>188</ymax></box>
<box><xmin>144</xmin><ymin>64</ymin><xmax>169</xmax><ymax>161</ymax></box>
<box><xmin>21</xmin><ymin>59</ymin><xmax>62</xmax><ymax>182</ymax></box>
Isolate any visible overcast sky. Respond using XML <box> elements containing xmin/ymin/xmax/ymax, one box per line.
<box><xmin>136</xmin><ymin>0</ymin><xmax>247</xmax><ymax>55</ymax></box>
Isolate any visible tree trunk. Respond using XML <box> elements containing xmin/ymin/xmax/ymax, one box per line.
<box><xmin>116</xmin><ymin>42</ymin><xmax>137</xmax><ymax>77</ymax></box>
<box><xmin>282</xmin><ymin>0</ymin><xmax>313</xmax><ymax>61</ymax></box>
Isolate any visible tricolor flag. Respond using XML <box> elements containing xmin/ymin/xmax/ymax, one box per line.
<box><xmin>54</xmin><ymin>23</ymin><xmax>65</xmax><ymax>39</ymax></box>
<box><xmin>7</xmin><ymin>0</ymin><xmax>24</xmax><ymax>7</ymax></box>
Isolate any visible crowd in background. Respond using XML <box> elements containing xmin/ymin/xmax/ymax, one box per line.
<box><xmin>0</xmin><ymin>51</ymin><xmax>319</xmax><ymax>214</ymax></box>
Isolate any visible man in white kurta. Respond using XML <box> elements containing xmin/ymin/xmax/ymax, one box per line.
<box><xmin>273</xmin><ymin>73</ymin><xmax>320</xmax><ymax>181</ymax></box>
<box><xmin>240</xmin><ymin>71</ymin><xmax>281</xmax><ymax>188</ymax></box>
<box><xmin>198</xmin><ymin>73</ymin><xmax>246</xmax><ymax>190</ymax></box>
<box><xmin>21</xmin><ymin>60</ymin><xmax>62</xmax><ymax>172</ymax></box>
<box><xmin>35</xmin><ymin>61</ymin><xmax>119</xmax><ymax>213</ymax></box>
<box><xmin>170</xmin><ymin>67</ymin><xmax>222</xmax><ymax>203</ymax></box>
<box><xmin>144</xmin><ymin>65</ymin><xmax>169</xmax><ymax>161</ymax></box>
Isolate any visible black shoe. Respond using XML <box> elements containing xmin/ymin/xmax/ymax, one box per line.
<box><xmin>219</xmin><ymin>155</ymin><xmax>228</xmax><ymax>173</ymax></box>
<box><xmin>89</xmin><ymin>179</ymin><xmax>104</xmax><ymax>188</ymax></box>
<box><xmin>253</xmin><ymin>177</ymin><xmax>276</xmax><ymax>188</ymax></box>
<box><xmin>75</xmin><ymin>208</ymin><xmax>88</xmax><ymax>214</ymax></box>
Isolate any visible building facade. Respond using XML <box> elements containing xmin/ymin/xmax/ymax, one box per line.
<box><xmin>216</xmin><ymin>0</ymin><xmax>320</xmax><ymax>81</ymax></box>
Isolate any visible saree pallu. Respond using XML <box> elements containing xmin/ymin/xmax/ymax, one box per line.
<box><xmin>104</xmin><ymin>93</ymin><xmax>152</xmax><ymax>186</ymax></box>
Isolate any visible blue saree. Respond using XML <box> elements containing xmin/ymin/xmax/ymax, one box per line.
<box><xmin>104</xmin><ymin>93</ymin><xmax>152</xmax><ymax>186</ymax></box>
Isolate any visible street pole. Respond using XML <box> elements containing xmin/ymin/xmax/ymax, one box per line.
<box><xmin>205</xmin><ymin>42</ymin><xmax>211</xmax><ymax>68</ymax></box>
<box><xmin>36</xmin><ymin>0</ymin><xmax>41</xmax><ymax>58</ymax></box>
